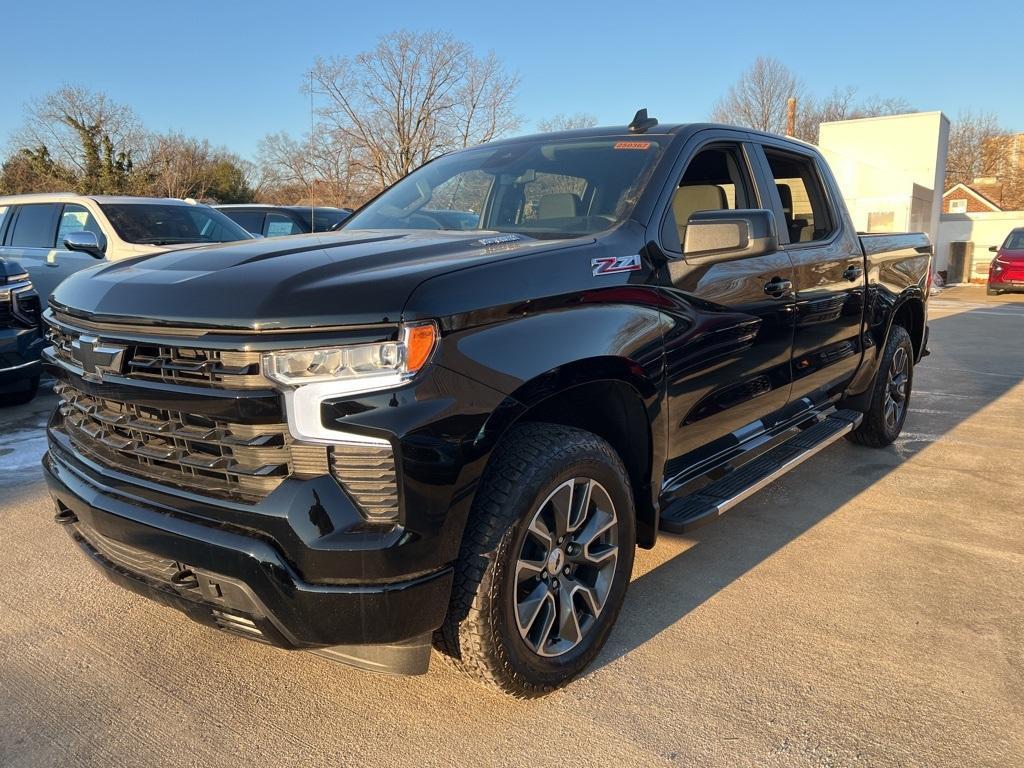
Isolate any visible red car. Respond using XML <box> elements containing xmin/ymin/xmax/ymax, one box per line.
<box><xmin>988</xmin><ymin>228</ymin><xmax>1024</xmax><ymax>295</ymax></box>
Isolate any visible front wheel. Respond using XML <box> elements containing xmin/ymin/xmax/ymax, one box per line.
<box><xmin>437</xmin><ymin>423</ymin><xmax>635</xmax><ymax>697</ymax></box>
<box><xmin>848</xmin><ymin>324</ymin><xmax>913</xmax><ymax>447</ymax></box>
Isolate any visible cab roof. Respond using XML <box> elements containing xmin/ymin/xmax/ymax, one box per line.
<box><xmin>0</xmin><ymin>192</ymin><xmax>202</xmax><ymax>206</ymax></box>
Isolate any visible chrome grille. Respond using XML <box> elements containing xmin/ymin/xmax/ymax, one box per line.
<box><xmin>55</xmin><ymin>382</ymin><xmax>328</xmax><ymax>500</ymax></box>
<box><xmin>329</xmin><ymin>443</ymin><xmax>400</xmax><ymax>522</ymax></box>
<box><xmin>47</xmin><ymin>323</ymin><xmax>269</xmax><ymax>390</ymax></box>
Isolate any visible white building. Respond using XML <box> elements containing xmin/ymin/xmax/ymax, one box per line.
<box><xmin>817</xmin><ymin>112</ymin><xmax>949</xmax><ymax>262</ymax></box>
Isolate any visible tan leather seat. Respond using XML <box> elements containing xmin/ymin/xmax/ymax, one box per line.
<box><xmin>537</xmin><ymin>192</ymin><xmax>581</xmax><ymax>220</ymax></box>
<box><xmin>776</xmin><ymin>183</ymin><xmax>814</xmax><ymax>243</ymax></box>
<box><xmin>672</xmin><ymin>184</ymin><xmax>727</xmax><ymax>247</ymax></box>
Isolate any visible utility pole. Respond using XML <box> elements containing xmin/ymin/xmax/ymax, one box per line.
<box><xmin>309</xmin><ymin>72</ymin><xmax>315</xmax><ymax>228</ymax></box>
<box><xmin>786</xmin><ymin>97</ymin><xmax>797</xmax><ymax>137</ymax></box>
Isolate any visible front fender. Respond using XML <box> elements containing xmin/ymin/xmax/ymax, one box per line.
<box><xmin>434</xmin><ymin>302</ymin><xmax>666</xmax><ymax>400</ymax></box>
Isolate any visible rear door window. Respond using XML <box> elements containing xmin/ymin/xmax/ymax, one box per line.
<box><xmin>9</xmin><ymin>204</ymin><xmax>61</xmax><ymax>248</ymax></box>
<box><xmin>223</xmin><ymin>210</ymin><xmax>265</xmax><ymax>234</ymax></box>
<box><xmin>763</xmin><ymin>149</ymin><xmax>835</xmax><ymax>245</ymax></box>
<box><xmin>264</xmin><ymin>213</ymin><xmax>303</xmax><ymax>237</ymax></box>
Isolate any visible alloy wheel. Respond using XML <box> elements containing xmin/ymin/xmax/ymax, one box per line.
<box><xmin>513</xmin><ymin>477</ymin><xmax>619</xmax><ymax>658</ymax></box>
<box><xmin>884</xmin><ymin>346</ymin><xmax>909</xmax><ymax>430</ymax></box>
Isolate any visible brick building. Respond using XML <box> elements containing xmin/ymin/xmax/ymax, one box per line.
<box><xmin>942</xmin><ymin>182</ymin><xmax>1002</xmax><ymax>214</ymax></box>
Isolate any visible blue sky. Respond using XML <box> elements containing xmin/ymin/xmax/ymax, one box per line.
<box><xmin>4</xmin><ymin>0</ymin><xmax>1022</xmax><ymax>161</ymax></box>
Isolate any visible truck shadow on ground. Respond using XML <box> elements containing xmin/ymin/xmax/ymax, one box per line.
<box><xmin>589</xmin><ymin>303</ymin><xmax>1024</xmax><ymax>674</ymax></box>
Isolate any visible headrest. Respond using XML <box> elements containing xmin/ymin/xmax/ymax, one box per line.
<box><xmin>537</xmin><ymin>193</ymin><xmax>581</xmax><ymax>220</ymax></box>
<box><xmin>672</xmin><ymin>184</ymin><xmax>727</xmax><ymax>226</ymax></box>
<box><xmin>776</xmin><ymin>183</ymin><xmax>793</xmax><ymax>213</ymax></box>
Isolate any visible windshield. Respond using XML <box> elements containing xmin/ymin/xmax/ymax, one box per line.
<box><xmin>343</xmin><ymin>137</ymin><xmax>666</xmax><ymax>238</ymax></box>
<box><xmin>1003</xmin><ymin>230</ymin><xmax>1024</xmax><ymax>250</ymax></box>
<box><xmin>298</xmin><ymin>208</ymin><xmax>351</xmax><ymax>232</ymax></box>
<box><xmin>100</xmin><ymin>203</ymin><xmax>252</xmax><ymax>245</ymax></box>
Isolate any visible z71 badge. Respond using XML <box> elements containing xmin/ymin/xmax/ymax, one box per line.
<box><xmin>591</xmin><ymin>255</ymin><xmax>642</xmax><ymax>276</ymax></box>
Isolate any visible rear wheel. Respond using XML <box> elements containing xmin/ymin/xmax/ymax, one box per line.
<box><xmin>438</xmin><ymin>423</ymin><xmax>635</xmax><ymax>697</ymax></box>
<box><xmin>848</xmin><ymin>325</ymin><xmax>913</xmax><ymax>447</ymax></box>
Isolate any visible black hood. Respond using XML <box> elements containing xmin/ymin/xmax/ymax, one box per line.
<box><xmin>50</xmin><ymin>230</ymin><xmax>577</xmax><ymax>330</ymax></box>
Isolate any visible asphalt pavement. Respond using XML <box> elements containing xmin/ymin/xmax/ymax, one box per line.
<box><xmin>1</xmin><ymin>285</ymin><xmax>1022</xmax><ymax>767</ymax></box>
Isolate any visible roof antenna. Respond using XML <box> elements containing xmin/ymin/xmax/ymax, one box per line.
<box><xmin>628</xmin><ymin>108</ymin><xmax>658</xmax><ymax>134</ymax></box>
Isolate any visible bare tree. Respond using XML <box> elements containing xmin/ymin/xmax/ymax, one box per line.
<box><xmin>256</xmin><ymin>129</ymin><xmax>368</xmax><ymax>205</ymax></box>
<box><xmin>15</xmin><ymin>86</ymin><xmax>144</xmax><ymax>193</ymax></box>
<box><xmin>145</xmin><ymin>133</ymin><xmax>216</xmax><ymax>199</ymax></box>
<box><xmin>309</xmin><ymin>30</ymin><xmax>520</xmax><ymax>189</ymax></box>
<box><xmin>536</xmin><ymin>112</ymin><xmax>598</xmax><ymax>133</ymax></box>
<box><xmin>0</xmin><ymin>145</ymin><xmax>73</xmax><ymax>194</ymax></box>
<box><xmin>142</xmin><ymin>133</ymin><xmax>254</xmax><ymax>202</ymax></box>
<box><xmin>793</xmin><ymin>87</ymin><xmax>914</xmax><ymax>143</ymax></box>
<box><xmin>945</xmin><ymin>110</ymin><xmax>1008</xmax><ymax>188</ymax></box>
<box><xmin>452</xmin><ymin>51</ymin><xmax>521</xmax><ymax>147</ymax></box>
<box><xmin>711</xmin><ymin>56</ymin><xmax>804</xmax><ymax>135</ymax></box>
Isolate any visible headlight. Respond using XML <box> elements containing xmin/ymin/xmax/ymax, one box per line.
<box><xmin>263</xmin><ymin>322</ymin><xmax>437</xmax><ymax>390</ymax></box>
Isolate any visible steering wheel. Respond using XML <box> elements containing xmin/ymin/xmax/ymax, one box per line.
<box><xmin>408</xmin><ymin>212</ymin><xmax>444</xmax><ymax>230</ymax></box>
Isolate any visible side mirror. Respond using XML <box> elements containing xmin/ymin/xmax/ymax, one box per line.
<box><xmin>989</xmin><ymin>245</ymin><xmax>998</xmax><ymax>253</ymax></box>
<box><xmin>63</xmin><ymin>230</ymin><xmax>106</xmax><ymax>259</ymax></box>
<box><xmin>683</xmin><ymin>209</ymin><xmax>778</xmax><ymax>265</ymax></box>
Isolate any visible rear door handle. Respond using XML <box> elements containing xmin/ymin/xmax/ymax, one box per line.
<box><xmin>843</xmin><ymin>265</ymin><xmax>864</xmax><ymax>281</ymax></box>
<box><xmin>764</xmin><ymin>277</ymin><xmax>793</xmax><ymax>297</ymax></box>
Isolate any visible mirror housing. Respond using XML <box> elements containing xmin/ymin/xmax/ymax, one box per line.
<box><xmin>683</xmin><ymin>209</ymin><xmax>778</xmax><ymax>265</ymax></box>
<box><xmin>989</xmin><ymin>245</ymin><xmax>998</xmax><ymax>253</ymax></box>
<box><xmin>63</xmin><ymin>231</ymin><xmax>106</xmax><ymax>259</ymax></box>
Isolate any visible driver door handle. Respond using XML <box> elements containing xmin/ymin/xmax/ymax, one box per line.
<box><xmin>843</xmin><ymin>265</ymin><xmax>864</xmax><ymax>281</ymax></box>
<box><xmin>763</xmin><ymin>277</ymin><xmax>793</xmax><ymax>298</ymax></box>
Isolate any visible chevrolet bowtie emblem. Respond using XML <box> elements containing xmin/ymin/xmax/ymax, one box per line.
<box><xmin>69</xmin><ymin>335</ymin><xmax>126</xmax><ymax>382</ymax></box>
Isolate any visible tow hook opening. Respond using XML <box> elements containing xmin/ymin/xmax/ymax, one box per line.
<box><xmin>53</xmin><ymin>502</ymin><xmax>78</xmax><ymax>526</ymax></box>
<box><xmin>170</xmin><ymin>568</ymin><xmax>200</xmax><ymax>590</ymax></box>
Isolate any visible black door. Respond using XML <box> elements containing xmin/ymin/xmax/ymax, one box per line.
<box><xmin>656</xmin><ymin>135</ymin><xmax>797</xmax><ymax>472</ymax></box>
<box><xmin>753</xmin><ymin>142</ymin><xmax>866</xmax><ymax>406</ymax></box>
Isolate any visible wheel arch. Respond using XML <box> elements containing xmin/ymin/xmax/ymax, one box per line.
<box><xmin>842</xmin><ymin>289</ymin><xmax>925</xmax><ymax>411</ymax></box>
<box><xmin>477</xmin><ymin>359</ymin><xmax>661</xmax><ymax>549</ymax></box>
<box><xmin>889</xmin><ymin>293</ymin><xmax>926</xmax><ymax>362</ymax></box>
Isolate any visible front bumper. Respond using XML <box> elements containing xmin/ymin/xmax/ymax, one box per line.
<box><xmin>989</xmin><ymin>279</ymin><xmax>1024</xmax><ymax>292</ymax></box>
<box><xmin>44</xmin><ymin>446</ymin><xmax>454</xmax><ymax>673</ymax></box>
<box><xmin>0</xmin><ymin>325</ymin><xmax>43</xmax><ymax>390</ymax></box>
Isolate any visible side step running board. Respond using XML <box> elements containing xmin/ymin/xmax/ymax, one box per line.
<box><xmin>659</xmin><ymin>409</ymin><xmax>863</xmax><ymax>534</ymax></box>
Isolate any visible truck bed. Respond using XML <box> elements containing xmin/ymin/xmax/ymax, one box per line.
<box><xmin>858</xmin><ymin>232</ymin><xmax>932</xmax><ymax>258</ymax></box>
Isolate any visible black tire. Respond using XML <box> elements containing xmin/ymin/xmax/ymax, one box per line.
<box><xmin>0</xmin><ymin>376</ymin><xmax>40</xmax><ymax>407</ymax></box>
<box><xmin>847</xmin><ymin>325</ymin><xmax>913</xmax><ymax>448</ymax></box>
<box><xmin>987</xmin><ymin>286</ymin><xmax>1000</xmax><ymax>296</ymax></box>
<box><xmin>437</xmin><ymin>423</ymin><xmax>636</xmax><ymax>697</ymax></box>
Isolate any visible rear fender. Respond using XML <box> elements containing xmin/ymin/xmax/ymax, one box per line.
<box><xmin>843</xmin><ymin>287</ymin><xmax>926</xmax><ymax>405</ymax></box>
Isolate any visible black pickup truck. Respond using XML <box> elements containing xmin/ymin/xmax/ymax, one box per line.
<box><xmin>0</xmin><ymin>258</ymin><xmax>43</xmax><ymax>404</ymax></box>
<box><xmin>42</xmin><ymin>113</ymin><xmax>931</xmax><ymax>696</ymax></box>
